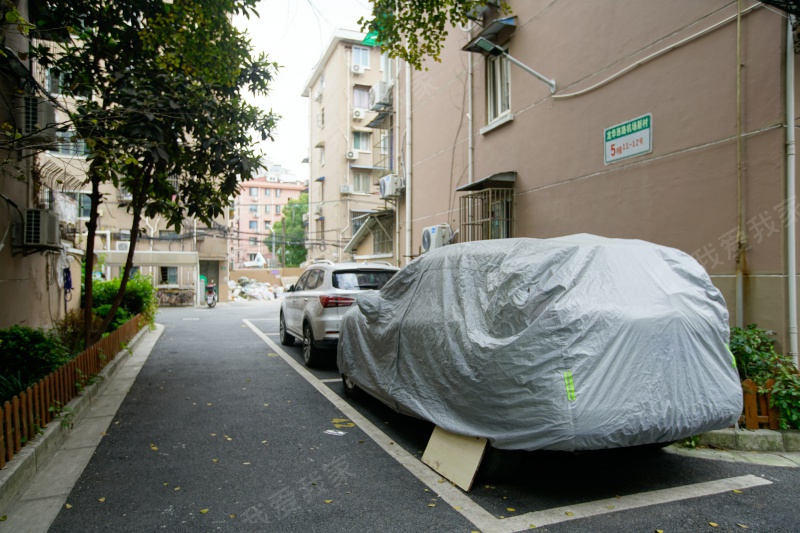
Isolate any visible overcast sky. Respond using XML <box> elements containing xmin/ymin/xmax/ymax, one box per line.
<box><xmin>235</xmin><ymin>0</ymin><xmax>372</xmax><ymax>181</ymax></box>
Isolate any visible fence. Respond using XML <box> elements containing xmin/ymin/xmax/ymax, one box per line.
<box><xmin>739</xmin><ymin>378</ymin><xmax>779</xmax><ymax>430</ymax></box>
<box><xmin>0</xmin><ymin>314</ymin><xmax>146</xmax><ymax>469</ymax></box>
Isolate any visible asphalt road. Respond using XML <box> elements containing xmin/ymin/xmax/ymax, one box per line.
<box><xmin>47</xmin><ymin>302</ymin><xmax>800</xmax><ymax>533</ymax></box>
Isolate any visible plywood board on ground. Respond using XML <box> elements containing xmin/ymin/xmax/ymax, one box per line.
<box><xmin>422</xmin><ymin>426</ymin><xmax>487</xmax><ymax>492</ymax></box>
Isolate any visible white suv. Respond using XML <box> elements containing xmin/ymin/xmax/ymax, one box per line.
<box><xmin>279</xmin><ymin>260</ymin><xmax>399</xmax><ymax>367</ymax></box>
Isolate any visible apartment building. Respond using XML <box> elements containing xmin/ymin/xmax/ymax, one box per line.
<box><xmin>302</xmin><ymin>30</ymin><xmax>400</xmax><ymax>264</ymax></box>
<box><xmin>230</xmin><ymin>176</ymin><xmax>305</xmax><ymax>269</ymax></box>
<box><xmin>358</xmin><ymin>1</ymin><xmax>799</xmax><ymax>355</ymax></box>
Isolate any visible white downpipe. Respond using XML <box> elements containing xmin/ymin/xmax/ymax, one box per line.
<box><xmin>468</xmin><ymin>46</ymin><xmax>474</xmax><ymax>185</ymax></box>
<box><xmin>404</xmin><ymin>62</ymin><xmax>412</xmax><ymax>265</ymax></box>
<box><xmin>786</xmin><ymin>15</ymin><xmax>798</xmax><ymax>366</ymax></box>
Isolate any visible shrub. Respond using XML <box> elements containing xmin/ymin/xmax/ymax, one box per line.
<box><xmin>92</xmin><ymin>273</ymin><xmax>157</xmax><ymax>327</ymax></box>
<box><xmin>729</xmin><ymin>324</ymin><xmax>800</xmax><ymax>429</ymax></box>
<box><xmin>0</xmin><ymin>326</ymin><xmax>70</xmax><ymax>404</ymax></box>
<box><xmin>94</xmin><ymin>304</ymin><xmax>131</xmax><ymax>332</ymax></box>
<box><xmin>52</xmin><ymin>310</ymin><xmax>103</xmax><ymax>355</ymax></box>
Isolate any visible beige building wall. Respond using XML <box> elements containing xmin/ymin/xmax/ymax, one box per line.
<box><xmin>303</xmin><ymin>30</ymin><xmax>395</xmax><ymax>263</ymax></box>
<box><xmin>393</xmin><ymin>1</ymin><xmax>798</xmax><ymax>350</ymax></box>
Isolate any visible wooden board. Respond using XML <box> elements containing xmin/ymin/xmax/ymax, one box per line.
<box><xmin>422</xmin><ymin>426</ymin><xmax>488</xmax><ymax>492</ymax></box>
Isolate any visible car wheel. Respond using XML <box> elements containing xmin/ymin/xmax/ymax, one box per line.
<box><xmin>341</xmin><ymin>374</ymin><xmax>362</xmax><ymax>399</ymax></box>
<box><xmin>302</xmin><ymin>322</ymin><xmax>323</xmax><ymax>367</ymax></box>
<box><xmin>279</xmin><ymin>313</ymin><xmax>295</xmax><ymax>346</ymax></box>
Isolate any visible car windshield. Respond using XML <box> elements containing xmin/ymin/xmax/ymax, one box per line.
<box><xmin>332</xmin><ymin>270</ymin><xmax>396</xmax><ymax>290</ymax></box>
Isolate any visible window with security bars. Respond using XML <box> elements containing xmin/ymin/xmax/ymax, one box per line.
<box><xmin>459</xmin><ymin>188</ymin><xmax>514</xmax><ymax>242</ymax></box>
<box><xmin>372</xmin><ymin>215</ymin><xmax>394</xmax><ymax>254</ymax></box>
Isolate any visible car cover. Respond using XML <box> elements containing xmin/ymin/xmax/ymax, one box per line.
<box><xmin>338</xmin><ymin>234</ymin><xmax>743</xmax><ymax>452</ymax></box>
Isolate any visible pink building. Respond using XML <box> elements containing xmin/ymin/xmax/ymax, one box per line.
<box><xmin>231</xmin><ymin>177</ymin><xmax>305</xmax><ymax>268</ymax></box>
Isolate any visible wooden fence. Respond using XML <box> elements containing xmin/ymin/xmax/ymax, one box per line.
<box><xmin>0</xmin><ymin>315</ymin><xmax>146</xmax><ymax>469</ymax></box>
<box><xmin>739</xmin><ymin>378</ymin><xmax>779</xmax><ymax>430</ymax></box>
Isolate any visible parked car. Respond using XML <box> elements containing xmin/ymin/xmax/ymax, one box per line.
<box><xmin>338</xmin><ymin>235</ymin><xmax>743</xmax><ymax>452</ymax></box>
<box><xmin>280</xmin><ymin>260</ymin><xmax>399</xmax><ymax>367</ymax></box>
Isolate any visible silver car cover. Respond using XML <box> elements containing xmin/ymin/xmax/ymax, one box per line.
<box><xmin>338</xmin><ymin>234</ymin><xmax>743</xmax><ymax>451</ymax></box>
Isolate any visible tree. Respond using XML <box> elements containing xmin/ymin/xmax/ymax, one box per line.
<box><xmin>29</xmin><ymin>0</ymin><xmax>279</xmax><ymax>345</ymax></box>
<box><xmin>271</xmin><ymin>193</ymin><xmax>307</xmax><ymax>268</ymax></box>
<box><xmin>360</xmin><ymin>0</ymin><xmax>510</xmax><ymax>70</ymax></box>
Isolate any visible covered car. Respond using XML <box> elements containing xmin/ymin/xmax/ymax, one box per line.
<box><xmin>337</xmin><ymin>234</ymin><xmax>742</xmax><ymax>452</ymax></box>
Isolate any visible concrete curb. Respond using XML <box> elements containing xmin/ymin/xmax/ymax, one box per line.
<box><xmin>698</xmin><ymin>428</ymin><xmax>800</xmax><ymax>452</ymax></box>
<box><xmin>0</xmin><ymin>325</ymin><xmax>151</xmax><ymax>517</ymax></box>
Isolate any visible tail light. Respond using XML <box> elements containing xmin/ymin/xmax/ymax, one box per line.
<box><xmin>319</xmin><ymin>295</ymin><xmax>355</xmax><ymax>308</ymax></box>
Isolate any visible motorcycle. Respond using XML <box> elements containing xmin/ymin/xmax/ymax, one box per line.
<box><xmin>205</xmin><ymin>283</ymin><xmax>218</xmax><ymax>308</ymax></box>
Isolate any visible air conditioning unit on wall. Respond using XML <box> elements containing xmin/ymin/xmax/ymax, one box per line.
<box><xmin>116</xmin><ymin>241</ymin><xmax>131</xmax><ymax>252</ymax></box>
<box><xmin>379</xmin><ymin>174</ymin><xmax>404</xmax><ymax>199</ymax></box>
<box><xmin>351</xmin><ymin>64</ymin><xmax>363</xmax><ymax>74</ymax></box>
<box><xmin>353</xmin><ymin>108</ymin><xmax>366</xmax><ymax>120</ymax></box>
<box><xmin>24</xmin><ymin>209</ymin><xmax>60</xmax><ymax>247</ymax></box>
<box><xmin>340</xmin><ymin>184</ymin><xmax>354</xmax><ymax>194</ymax></box>
<box><xmin>421</xmin><ymin>224</ymin><xmax>452</xmax><ymax>253</ymax></box>
<box><xmin>345</xmin><ymin>150</ymin><xmax>358</xmax><ymax>160</ymax></box>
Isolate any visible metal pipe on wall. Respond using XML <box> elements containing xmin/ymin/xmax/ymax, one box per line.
<box><xmin>786</xmin><ymin>15</ymin><xmax>799</xmax><ymax>366</ymax></box>
<box><xmin>735</xmin><ymin>0</ymin><xmax>746</xmax><ymax>329</ymax></box>
<box><xmin>405</xmin><ymin>61</ymin><xmax>412</xmax><ymax>265</ymax></box>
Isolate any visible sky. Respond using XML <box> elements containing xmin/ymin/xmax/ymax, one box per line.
<box><xmin>235</xmin><ymin>0</ymin><xmax>373</xmax><ymax>181</ymax></box>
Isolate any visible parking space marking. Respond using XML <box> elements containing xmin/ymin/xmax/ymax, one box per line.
<box><xmin>243</xmin><ymin>319</ymin><xmax>499</xmax><ymax>532</ymax></box>
<box><xmin>243</xmin><ymin>320</ymin><xmax>774</xmax><ymax>533</ymax></box>
<box><xmin>501</xmin><ymin>475</ymin><xmax>772</xmax><ymax>531</ymax></box>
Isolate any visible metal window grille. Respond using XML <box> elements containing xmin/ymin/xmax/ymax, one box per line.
<box><xmin>459</xmin><ymin>188</ymin><xmax>515</xmax><ymax>242</ymax></box>
<box><xmin>372</xmin><ymin>215</ymin><xmax>394</xmax><ymax>254</ymax></box>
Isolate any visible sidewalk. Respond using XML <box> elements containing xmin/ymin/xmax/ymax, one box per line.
<box><xmin>0</xmin><ymin>324</ymin><xmax>163</xmax><ymax>530</ymax></box>
<box><xmin>665</xmin><ymin>428</ymin><xmax>800</xmax><ymax>468</ymax></box>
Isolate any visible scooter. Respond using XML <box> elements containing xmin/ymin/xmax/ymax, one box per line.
<box><xmin>205</xmin><ymin>283</ymin><xmax>217</xmax><ymax>308</ymax></box>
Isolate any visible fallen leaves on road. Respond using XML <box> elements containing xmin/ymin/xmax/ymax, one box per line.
<box><xmin>65</xmin><ymin>504</ymin><xmax>72</xmax><ymax>509</ymax></box>
<box><xmin>709</xmin><ymin>522</ymin><xmax>719</xmax><ymax>527</ymax></box>
<box><xmin>150</xmin><ymin>444</ymin><xmax>158</xmax><ymax>451</ymax></box>
<box><xmin>453</xmin><ymin>506</ymin><xmax>462</xmax><ymax>511</ymax></box>
<box><xmin>0</xmin><ymin>515</ymin><xmax>7</xmax><ymax>521</ymax></box>
<box><xmin>199</xmin><ymin>509</ymin><xmax>209</xmax><ymax>514</ymax></box>
<box><xmin>229</xmin><ymin>514</ymin><xmax>236</xmax><ymax>519</ymax></box>
<box><xmin>507</xmin><ymin>508</ymin><xmax>516</xmax><ymax>512</ymax></box>
<box><xmin>98</xmin><ymin>497</ymin><xmax>106</xmax><ymax>503</ymax></box>
<box><xmin>565</xmin><ymin>511</ymin><xmax>574</xmax><ymax>516</ymax></box>
<box><xmin>212</xmin><ymin>459</ymin><xmax>219</xmax><ymax>463</ymax></box>
<box><xmin>733</xmin><ymin>489</ymin><xmax>743</xmax><ymax>494</ymax></box>
<box><xmin>737</xmin><ymin>525</ymin><xmax>749</xmax><ymax>529</ymax></box>
<box><xmin>174</xmin><ymin>487</ymin><xmax>181</xmax><ymax>491</ymax></box>
<box><xmin>324</xmin><ymin>500</ymin><xmax>333</xmax><ymax>504</ymax></box>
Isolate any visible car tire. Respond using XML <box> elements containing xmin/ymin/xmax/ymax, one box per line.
<box><xmin>279</xmin><ymin>313</ymin><xmax>295</xmax><ymax>346</ymax></box>
<box><xmin>302</xmin><ymin>322</ymin><xmax>323</xmax><ymax>367</ymax></box>
<box><xmin>341</xmin><ymin>374</ymin><xmax>362</xmax><ymax>399</ymax></box>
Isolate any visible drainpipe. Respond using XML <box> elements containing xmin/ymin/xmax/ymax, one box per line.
<box><xmin>395</xmin><ymin>58</ymin><xmax>401</xmax><ymax>266</ymax></box>
<box><xmin>468</xmin><ymin>44</ymin><xmax>474</xmax><ymax>185</ymax></box>
<box><xmin>735</xmin><ymin>1</ymin><xmax>746</xmax><ymax>329</ymax></box>
<box><xmin>787</xmin><ymin>15</ymin><xmax>799</xmax><ymax>366</ymax></box>
<box><xmin>404</xmin><ymin>61</ymin><xmax>412</xmax><ymax>265</ymax></box>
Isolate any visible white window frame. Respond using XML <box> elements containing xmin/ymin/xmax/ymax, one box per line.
<box><xmin>353</xmin><ymin>172</ymin><xmax>370</xmax><ymax>194</ymax></box>
<box><xmin>487</xmin><ymin>51</ymin><xmax>511</xmax><ymax>124</ymax></box>
<box><xmin>249</xmin><ymin>187</ymin><xmax>258</xmax><ymax>197</ymax></box>
<box><xmin>353</xmin><ymin>131</ymin><xmax>371</xmax><ymax>152</ymax></box>
<box><xmin>352</xmin><ymin>46</ymin><xmax>370</xmax><ymax>69</ymax></box>
<box><xmin>353</xmin><ymin>86</ymin><xmax>370</xmax><ymax>109</ymax></box>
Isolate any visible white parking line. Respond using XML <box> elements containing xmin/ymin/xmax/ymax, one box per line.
<box><xmin>243</xmin><ymin>319</ymin><xmax>774</xmax><ymax>533</ymax></box>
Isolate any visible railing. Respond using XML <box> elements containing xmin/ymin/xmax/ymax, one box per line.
<box><xmin>739</xmin><ymin>378</ymin><xmax>779</xmax><ymax>430</ymax></box>
<box><xmin>0</xmin><ymin>315</ymin><xmax>146</xmax><ymax>469</ymax></box>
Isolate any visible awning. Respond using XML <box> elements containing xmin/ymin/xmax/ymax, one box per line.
<box><xmin>367</xmin><ymin>111</ymin><xmax>392</xmax><ymax>129</ymax></box>
<box><xmin>315</xmin><ymin>176</ymin><xmax>325</xmax><ymax>182</ymax></box>
<box><xmin>344</xmin><ymin>210</ymin><xmax>393</xmax><ymax>254</ymax></box>
<box><xmin>456</xmin><ymin>171</ymin><xmax>516</xmax><ymax>192</ymax></box>
<box><xmin>350</xmin><ymin>164</ymin><xmax>388</xmax><ymax>171</ymax></box>
<box><xmin>463</xmin><ymin>16</ymin><xmax>517</xmax><ymax>53</ymax></box>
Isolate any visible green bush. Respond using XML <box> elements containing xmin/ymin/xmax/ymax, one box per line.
<box><xmin>0</xmin><ymin>326</ymin><xmax>70</xmax><ymax>404</ymax></box>
<box><xmin>94</xmin><ymin>304</ymin><xmax>131</xmax><ymax>332</ymax></box>
<box><xmin>92</xmin><ymin>273</ymin><xmax>157</xmax><ymax>327</ymax></box>
<box><xmin>52</xmin><ymin>309</ymin><xmax>104</xmax><ymax>355</ymax></box>
<box><xmin>729</xmin><ymin>324</ymin><xmax>800</xmax><ymax>429</ymax></box>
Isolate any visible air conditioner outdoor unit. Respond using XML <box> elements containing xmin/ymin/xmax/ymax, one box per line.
<box><xmin>351</xmin><ymin>63</ymin><xmax>363</xmax><ymax>74</ymax></box>
<box><xmin>368</xmin><ymin>81</ymin><xmax>391</xmax><ymax>110</ymax></box>
<box><xmin>421</xmin><ymin>224</ymin><xmax>452</xmax><ymax>253</ymax></box>
<box><xmin>345</xmin><ymin>150</ymin><xmax>358</xmax><ymax>160</ymax></box>
<box><xmin>352</xmin><ymin>108</ymin><xmax>367</xmax><ymax>120</ymax></box>
<box><xmin>119</xmin><ymin>230</ymin><xmax>131</xmax><ymax>241</ymax></box>
<box><xmin>314</xmin><ymin>205</ymin><xmax>323</xmax><ymax>215</ymax></box>
<box><xmin>379</xmin><ymin>174</ymin><xmax>404</xmax><ymax>199</ymax></box>
<box><xmin>24</xmin><ymin>209</ymin><xmax>60</xmax><ymax>247</ymax></box>
<box><xmin>340</xmin><ymin>184</ymin><xmax>354</xmax><ymax>194</ymax></box>
<box><xmin>267</xmin><ymin>176</ymin><xmax>278</xmax><ymax>183</ymax></box>
<box><xmin>254</xmin><ymin>212</ymin><xmax>260</xmax><ymax>218</ymax></box>
<box><xmin>116</xmin><ymin>242</ymin><xmax>131</xmax><ymax>252</ymax></box>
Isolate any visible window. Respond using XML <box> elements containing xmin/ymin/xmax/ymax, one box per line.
<box><xmin>249</xmin><ymin>187</ymin><xmax>258</xmax><ymax>197</ymax></box>
<box><xmin>353</xmin><ymin>131</ymin><xmax>370</xmax><ymax>152</ymax></box>
<box><xmin>353</xmin><ymin>172</ymin><xmax>370</xmax><ymax>193</ymax></box>
<box><xmin>264</xmin><ymin>205</ymin><xmax>271</xmax><ymax>214</ymax></box>
<box><xmin>353</xmin><ymin>86</ymin><xmax>370</xmax><ymax>109</ymax></box>
<box><xmin>459</xmin><ymin>188</ymin><xmax>515</xmax><ymax>242</ymax></box>
<box><xmin>352</xmin><ymin>46</ymin><xmax>370</xmax><ymax>68</ymax></box>
<box><xmin>51</xmin><ymin>130</ymin><xmax>88</xmax><ymax>156</ymax></box>
<box><xmin>264</xmin><ymin>188</ymin><xmax>271</xmax><ymax>197</ymax></box>
<box><xmin>318</xmin><ymin>108</ymin><xmax>325</xmax><ymax>128</ymax></box>
<box><xmin>319</xmin><ymin>146</ymin><xmax>325</xmax><ymax>166</ymax></box>
<box><xmin>264</xmin><ymin>221</ymin><xmax>270</xmax><ymax>230</ymax></box>
<box><xmin>249</xmin><ymin>221</ymin><xmax>257</xmax><ymax>230</ymax></box>
<box><xmin>249</xmin><ymin>253</ymin><xmax>258</xmax><ymax>261</ymax></box>
<box><xmin>159</xmin><ymin>267</ymin><xmax>178</xmax><ymax>284</ymax></box>
<box><xmin>249</xmin><ymin>237</ymin><xmax>257</xmax><ymax>245</ymax></box>
<box><xmin>275</xmin><ymin>205</ymin><xmax>281</xmax><ymax>215</ymax></box>
<box><xmin>249</xmin><ymin>205</ymin><xmax>258</xmax><ymax>214</ymax></box>
<box><xmin>160</xmin><ymin>230</ymin><xmax>179</xmax><ymax>239</ymax></box>
<box><xmin>275</xmin><ymin>189</ymin><xmax>282</xmax><ymax>198</ymax></box>
<box><xmin>67</xmin><ymin>192</ymin><xmax>92</xmax><ymax>218</ymax></box>
<box><xmin>305</xmin><ymin>269</ymin><xmax>324</xmax><ymax>290</ymax></box>
<box><xmin>380</xmin><ymin>131</ymin><xmax>390</xmax><ymax>155</ymax></box>
<box><xmin>487</xmin><ymin>52</ymin><xmax>511</xmax><ymax>123</ymax></box>
<box><xmin>373</xmin><ymin>215</ymin><xmax>394</xmax><ymax>254</ymax></box>
<box><xmin>47</xmin><ymin>69</ymin><xmax>62</xmax><ymax>94</ymax></box>
<box><xmin>351</xmin><ymin>211</ymin><xmax>371</xmax><ymax>235</ymax></box>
